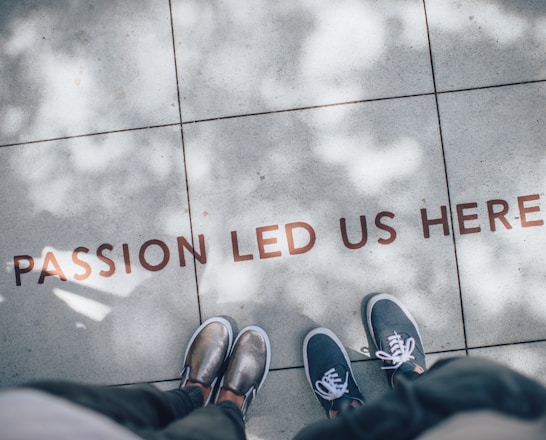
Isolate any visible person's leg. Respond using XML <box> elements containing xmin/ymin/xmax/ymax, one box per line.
<box><xmin>157</xmin><ymin>401</ymin><xmax>245</xmax><ymax>440</ymax></box>
<box><xmin>158</xmin><ymin>326</ymin><xmax>271</xmax><ymax>440</ymax></box>
<box><xmin>294</xmin><ymin>356</ymin><xmax>546</xmax><ymax>440</ymax></box>
<box><xmin>25</xmin><ymin>381</ymin><xmax>203</xmax><ymax>431</ymax></box>
<box><xmin>296</xmin><ymin>292</ymin><xmax>426</xmax><ymax>438</ymax></box>
<box><xmin>295</xmin><ymin>293</ymin><xmax>546</xmax><ymax>439</ymax></box>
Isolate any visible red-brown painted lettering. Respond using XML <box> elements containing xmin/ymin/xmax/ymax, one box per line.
<box><xmin>340</xmin><ymin>216</ymin><xmax>368</xmax><ymax>249</ymax></box>
<box><xmin>231</xmin><ymin>231</ymin><xmax>254</xmax><ymax>262</ymax></box>
<box><xmin>97</xmin><ymin>243</ymin><xmax>116</xmax><ymax>277</ymax></box>
<box><xmin>139</xmin><ymin>239</ymin><xmax>170</xmax><ymax>272</ymax></box>
<box><xmin>256</xmin><ymin>225</ymin><xmax>282</xmax><ymax>259</ymax></box>
<box><xmin>38</xmin><ymin>252</ymin><xmax>67</xmax><ymax>284</ymax></box>
<box><xmin>14</xmin><ymin>255</ymin><xmax>34</xmax><ymax>286</ymax></box>
<box><xmin>122</xmin><ymin>243</ymin><xmax>132</xmax><ymax>274</ymax></box>
<box><xmin>72</xmin><ymin>247</ymin><xmax>92</xmax><ymax>281</ymax></box>
<box><xmin>457</xmin><ymin>203</ymin><xmax>481</xmax><ymax>235</ymax></box>
<box><xmin>421</xmin><ymin>206</ymin><xmax>450</xmax><ymax>238</ymax></box>
<box><xmin>286</xmin><ymin>222</ymin><xmax>316</xmax><ymax>255</ymax></box>
<box><xmin>518</xmin><ymin>194</ymin><xmax>544</xmax><ymax>228</ymax></box>
<box><xmin>487</xmin><ymin>199</ymin><xmax>512</xmax><ymax>231</ymax></box>
<box><xmin>376</xmin><ymin>211</ymin><xmax>397</xmax><ymax>245</ymax></box>
<box><xmin>177</xmin><ymin>235</ymin><xmax>207</xmax><ymax>267</ymax></box>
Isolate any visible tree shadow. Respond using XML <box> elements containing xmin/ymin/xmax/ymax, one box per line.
<box><xmin>0</xmin><ymin>1</ymin><xmax>544</xmax><ymax>413</ymax></box>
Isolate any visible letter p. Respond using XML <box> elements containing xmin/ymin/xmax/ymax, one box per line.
<box><xmin>14</xmin><ymin>255</ymin><xmax>34</xmax><ymax>286</ymax></box>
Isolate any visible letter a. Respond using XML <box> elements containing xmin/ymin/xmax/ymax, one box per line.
<box><xmin>38</xmin><ymin>252</ymin><xmax>68</xmax><ymax>284</ymax></box>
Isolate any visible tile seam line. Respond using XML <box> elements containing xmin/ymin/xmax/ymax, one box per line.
<box><xmin>266</xmin><ymin>337</ymin><xmax>546</xmax><ymax>373</ymax></box>
<box><xmin>2</xmin><ymin>79</ymin><xmax>544</xmax><ymax>148</ymax></box>
<box><xmin>436</xmin><ymin>78</ymin><xmax>546</xmax><ymax>95</ymax></box>
<box><xmin>467</xmin><ymin>339</ymin><xmax>546</xmax><ymax>350</ymax></box>
<box><xmin>0</xmin><ymin>123</ymin><xmax>181</xmax><ymax>149</ymax></box>
<box><xmin>177</xmin><ymin>79</ymin><xmax>546</xmax><ymax>126</ymax></box>
<box><xmin>422</xmin><ymin>0</ymin><xmax>468</xmax><ymax>355</ymax></box>
<box><xmin>168</xmin><ymin>0</ymin><xmax>203</xmax><ymax>324</ymax></box>
<box><xmin>180</xmin><ymin>92</ymin><xmax>436</xmax><ymax>125</ymax></box>
<box><xmin>113</xmin><ymin>336</ymin><xmax>546</xmax><ymax>385</ymax></box>
<box><xmin>0</xmin><ymin>93</ymin><xmax>430</xmax><ymax>148</ymax></box>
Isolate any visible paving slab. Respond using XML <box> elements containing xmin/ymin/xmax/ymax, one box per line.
<box><xmin>0</xmin><ymin>0</ymin><xmax>179</xmax><ymax>146</ymax></box>
<box><xmin>438</xmin><ymin>82</ymin><xmax>546</xmax><ymax>348</ymax></box>
<box><xmin>469</xmin><ymin>341</ymin><xmax>546</xmax><ymax>386</ymax></box>
<box><xmin>426</xmin><ymin>0</ymin><xmax>546</xmax><ymax>91</ymax></box>
<box><xmin>184</xmin><ymin>95</ymin><xmax>464</xmax><ymax>370</ymax></box>
<box><xmin>171</xmin><ymin>0</ymin><xmax>433</xmax><ymax>121</ymax></box>
<box><xmin>0</xmin><ymin>126</ymin><xmax>199</xmax><ymax>386</ymax></box>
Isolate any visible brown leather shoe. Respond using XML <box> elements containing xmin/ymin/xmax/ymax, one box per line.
<box><xmin>180</xmin><ymin>317</ymin><xmax>233</xmax><ymax>404</ymax></box>
<box><xmin>216</xmin><ymin>326</ymin><xmax>271</xmax><ymax>416</ymax></box>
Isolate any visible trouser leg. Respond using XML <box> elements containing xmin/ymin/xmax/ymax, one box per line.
<box><xmin>294</xmin><ymin>357</ymin><xmax>546</xmax><ymax>440</ymax></box>
<box><xmin>157</xmin><ymin>401</ymin><xmax>246</xmax><ymax>440</ymax></box>
<box><xmin>25</xmin><ymin>381</ymin><xmax>203</xmax><ymax>432</ymax></box>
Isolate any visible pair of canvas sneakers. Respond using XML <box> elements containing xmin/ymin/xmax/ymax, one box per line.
<box><xmin>180</xmin><ymin>293</ymin><xmax>426</xmax><ymax>418</ymax></box>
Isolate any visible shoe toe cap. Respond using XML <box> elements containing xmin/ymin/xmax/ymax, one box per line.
<box><xmin>186</xmin><ymin>322</ymin><xmax>231</xmax><ymax>385</ymax></box>
<box><xmin>225</xmin><ymin>330</ymin><xmax>269</xmax><ymax>395</ymax></box>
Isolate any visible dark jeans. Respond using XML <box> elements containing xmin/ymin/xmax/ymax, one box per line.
<box><xmin>294</xmin><ymin>357</ymin><xmax>546</xmax><ymax>440</ymax></box>
<box><xmin>26</xmin><ymin>381</ymin><xmax>246</xmax><ymax>440</ymax></box>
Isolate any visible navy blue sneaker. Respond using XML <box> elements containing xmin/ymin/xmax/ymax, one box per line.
<box><xmin>365</xmin><ymin>293</ymin><xmax>427</xmax><ymax>388</ymax></box>
<box><xmin>303</xmin><ymin>328</ymin><xmax>365</xmax><ymax>418</ymax></box>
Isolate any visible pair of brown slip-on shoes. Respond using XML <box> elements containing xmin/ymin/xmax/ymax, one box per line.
<box><xmin>180</xmin><ymin>317</ymin><xmax>271</xmax><ymax>416</ymax></box>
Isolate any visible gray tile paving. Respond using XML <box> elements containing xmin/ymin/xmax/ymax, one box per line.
<box><xmin>172</xmin><ymin>0</ymin><xmax>433</xmax><ymax>121</ymax></box>
<box><xmin>0</xmin><ymin>127</ymin><xmax>199</xmax><ymax>386</ymax></box>
<box><xmin>184</xmin><ymin>96</ymin><xmax>464</xmax><ymax>370</ymax></box>
<box><xmin>0</xmin><ymin>0</ymin><xmax>545</xmax><ymax>438</ymax></box>
<box><xmin>438</xmin><ymin>83</ymin><xmax>546</xmax><ymax>347</ymax></box>
<box><xmin>469</xmin><ymin>341</ymin><xmax>546</xmax><ymax>386</ymax></box>
<box><xmin>0</xmin><ymin>0</ymin><xmax>179</xmax><ymax>145</ymax></box>
<box><xmin>427</xmin><ymin>0</ymin><xmax>546</xmax><ymax>91</ymax></box>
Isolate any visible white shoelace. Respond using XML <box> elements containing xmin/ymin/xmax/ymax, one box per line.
<box><xmin>375</xmin><ymin>331</ymin><xmax>416</xmax><ymax>370</ymax></box>
<box><xmin>314</xmin><ymin>367</ymin><xmax>349</xmax><ymax>401</ymax></box>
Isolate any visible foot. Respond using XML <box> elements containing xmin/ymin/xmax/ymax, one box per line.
<box><xmin>365</xmin><ymin>293</ymin><xmax>427</xmax><ymax>388</ymax></box>
<box><xmin>303</xmin><ymin>328</ymin><xmax>365</xmax><ymax>419</ymax></box>
<box><xmin>180</xmin><ymin>317</ymin><xmax>233</xmax><ymax>405</ymax></box>
<box><xmin>215</xmin><ymin>326</ymin><xmax>271</xmax><ymax>417</ymax></box>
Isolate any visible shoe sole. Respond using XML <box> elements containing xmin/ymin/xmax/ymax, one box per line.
<box><xmin>365</xmin><ymin>293</ymin><xmax>423</xmax><ymax>351</ymax></box>
<box><xmin>302</xmin><ymin>327</ymin><xmax>356</xmax><ymax>392</ymax></box>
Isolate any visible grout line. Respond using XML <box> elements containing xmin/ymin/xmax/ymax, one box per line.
<box><xmin>180</xmin><ymin>92</ymin><xmax>436</xmax><ymax>125</ymax></box>
<box><xmin>116</xmin><ymin>337</ymin><xmax>546</xmax><ymax>386</ymax></box>
<box><xmin>169</xmin><ymin>79</ymin><xmax>546</xmax><ymax>126</ymax></box>
<box><xmin>1</xmin><ymin>80</ymin><xmax>543</xmax><ymax>149</ymax></box>
<box><xmin>466</xmin><ymin>339</ymin><xmax>546</xmax><ymax>351</ymax></box>
<box><xmin>168</xmin><ymin>0</ymin><xmax>203</xmax><ymax>323</ymax></box>
<box><xmin>267</xmin><ymin>338</ymin><xmax>546</xmax><ymax>373</ymax></box>
<box><xmin>436</xmin><ymin>78</ymin><xmax>546</xmax><ymax>95</ymax></box>
<box><xmin>0</xmin><ymin>123</ymin><xmax>181</xmax><ymax>149</ymax></box>
<box><xmin>422</xmin><ymin>0</ymin><xmax>469</xmax><ymax>355</ymax></box>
